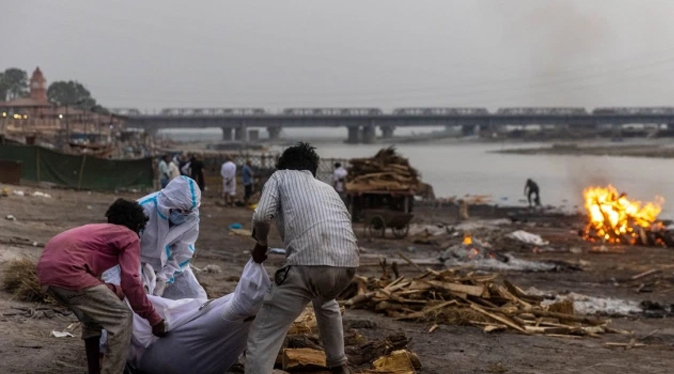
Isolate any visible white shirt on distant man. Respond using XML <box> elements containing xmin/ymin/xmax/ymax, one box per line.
<box><xmin>333</xmin><ymin>165</ymin><xmax>347</xmax><ymax>193</ymax></box>
<box><xmin>221</xmin><ymin>160</ymin><xmax>237</xmax><ymax>196</ymax></box>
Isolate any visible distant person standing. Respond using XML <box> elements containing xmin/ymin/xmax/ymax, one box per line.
<box><xmin>158</xmin><ymin>155</ymin><xmax>170</xmax><ymax>188</ymax></box>
<box><xmin>190</xmin><ymin>153</ymin><xmax>206</xmax><ymax>192</ymax></box>
<box><xmin>220</xmin><ymin>156</ymin><xmax>237</xmax><ymax>206</ymax></box>
<box><xmin>332</xmin><ymin>162</ymin><xmax>348</xmax><ymax>202</ymax></box>
<box><xmin>179</xmin><ymin>153</ymin><xmax>191</xmax><ymax>176</ymax></box>
<box><xmin>242</xmin><ymin>159</ymin><xmax>254</xmax><ymax>205</ymax></box>
<box><xmin>524</xmin><ymin>178</ymin><xmax>541</xmax><ymax>207</ymax></box>
<box><xmin>168</xmin><ymin>156</ymin><xmax>181</xmax><ymax>181</ymax></box>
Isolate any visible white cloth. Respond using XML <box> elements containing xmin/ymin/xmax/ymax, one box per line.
<box><xmin>252</xmin><ymin>170</ymin><xmax>359</xmax><ymax>267</ymax></box>
<box><xmin>102</xmin><ymin>260</ymin><xmax>271</xmax><ymax>374</ymax></box>
<box><xmin>332</xmin><ymin>167</ymin><xmax>347</xmax><ymax>193</ymax></box>
<box><xmin>507</xmin><ymin>230</ymin><xmax>550</xmax><ymax>246</ymax></box>
<box><xmin>221</xmin><ymin>161</ymin><xmax>237</xmax><ymax>196</ymax></box>
<box><xmin>137</xmin><ymin>176</ymin><xmax>206</xmax><ymax>299</ymax></box>
<box><xmin>180</xmin><ymin>161</ymin><xmax>191</xmax><ymax>176</ymax></box>
<box><xmin>136</xmin><ymin>260</ymin><xmax>270</xmax><ymax>374</ymax></box>
<box><xmin>168</xmin><ymin>161</ymin><xmax>181</xmax><ymax>180</ymax></box>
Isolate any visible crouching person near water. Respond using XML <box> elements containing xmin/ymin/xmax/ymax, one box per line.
<box><xmin>37</xmin><ymin>199</ymin><xmax>167</xmax><ymax>374</ymax></box>
<box><xmin>246</xmin><ymin>143</ymin><xmax>359</xmax><ymax>374</ymax></box>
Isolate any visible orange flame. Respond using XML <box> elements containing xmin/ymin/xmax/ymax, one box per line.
<box><xmin>583</xmin><ymin>185</ymin><xmax>663</xmax><ymax>244</ymax></box>
<box><xmin>463</xmin><ymin>234</ymin><xmax>473</xmax><ymax>245</ymax></box>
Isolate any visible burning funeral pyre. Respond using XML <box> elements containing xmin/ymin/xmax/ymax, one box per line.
<box><xmin>582</xmin><ymin>185</ymin><xmax>673</xmax><ymax>246</ymax></box>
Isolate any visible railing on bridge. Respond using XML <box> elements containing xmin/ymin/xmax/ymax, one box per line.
<box><xmin>391</xmin><ymin>107</ymin><xmax>489</xmax><ymax>115</ymax></box>
<box><xmin>158</xmin><ymin>108</ymin><xmax>266</xmax><ymax>116</ymax></box>
<box><xmin>109</xmin><ymin>108</ymin><xmax>142</xmax><ymax>116</ymax></box>
<box><xmin>281</xmin><ymin>108</ymin><xmax>383</xmax><ymax>116</ymax></box>
<box><xmin>112</xmin><ymin>106</ymin><xmax>674</xmax><ymax>118</ymax></box>
<box><xmin>593</xmin><ymin>107</ymin><xmax>674</xmax><ymax>115</ymax></box>
<box><xmin>496</xmin><ymin>107</ymin><xmax>588</xmax><ymax>115</ymax></box>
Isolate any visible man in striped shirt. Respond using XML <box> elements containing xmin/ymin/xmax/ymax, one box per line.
<box><xmin>246</xmin><ymin>143</ymin><xmax>359</xmax><ymax>374</ymax></box>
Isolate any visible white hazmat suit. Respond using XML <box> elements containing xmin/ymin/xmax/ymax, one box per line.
<box><xmin>102</xmin><ymin>260</ymin><xmax>271</xmax><ymax>374</ymax></box>
<box><xmin>138</xmin><ymin>176</ymin><xmax>207</xmax><ymax>300</ymax></box>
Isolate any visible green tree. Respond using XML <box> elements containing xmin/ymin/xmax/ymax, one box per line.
<box><xmin>0</xmin><ymin>72</ymin><xmax>7</xmax><ymax>101</ymax></box>
<box><xmin>47</xmin><ymin>80</ymin><xmax>97</xmax><ymax>109</ymax></box>
<box><xmin>0</xmin><ymin>68</ymin><xmax>28</xmax><ymax>100</ymax></box>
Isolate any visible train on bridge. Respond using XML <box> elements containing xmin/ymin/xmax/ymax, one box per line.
<box><xmin>110</xmin><ymin>106</ymin><xmax>674</xmax><ymax>144</ymax></box>
<box><xmin>111</xmin><ymin>106</ymin><xmax>674</xmax><ymax>117</ymax></box>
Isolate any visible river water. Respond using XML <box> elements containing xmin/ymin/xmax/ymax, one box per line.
<box><xmin>161</xmin><ymin>129</ymin><xmax>674</xmax><ymax>217</ymax></box>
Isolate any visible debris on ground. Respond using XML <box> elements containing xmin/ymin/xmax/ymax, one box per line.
<box><xmin>5</xmin><ymin>215</ymin><xmax>16</xmax><ymax>221</ymax></box>
<box><xmin>507</xmin><ymin>230</ymin><xmax>550</xmax><ymax>246</ymax></box>
<box><xmin>279</xmin><ymin>309</ymin><xmax>421</xmax><ymax>373</ymax></box>
<box><xmin>1</xmin><ymin>306</ymin><xmax>70</xmax><ymax>319</ymax></box>
<box><xmin>439</xmin><ymin>236</ymin><xmax>580</xmax><ymax>272</ymax></box>
<box><xmin>12</xmin><ymin>190</ymin><xmax>24</xmax><ymax>197</ymax></box>
<box><xmin>346</xmin><ymin>147</ymin><xmax>420</xmax><ymax>193</ymax></box>
<box><xmin>190</xmin><ymin>264</ymin><xmax>222</xmax><ymax>274</ymax></box>
<box><xmin>50</xmin><ymin>330</ymin><xmax>74</xmax><ymax>338</ymax></box>
<box><xmin>535</xmin><ymin>290</ymin><xmax>643</xmax><ymax>316</ymax></box>
<box><xmin>31</xmin><ymin>191</ymin><xmax>52</xmax><ymax>198</ymax></box>
<box><xmin>229</xmin><ymin>228</ymin><xmax>252</xmax><ymax>236</ymax></box>
<box><xmin>2</xmin><ymin>258</ymin><xmax>52</xmax><ymax>303</ymax></box>
<box><xmin>340</xmin><ymin>268</ymin><xmax>626</xmax><ymax>338</ymax></box>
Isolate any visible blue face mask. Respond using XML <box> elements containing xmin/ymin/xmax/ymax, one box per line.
<box><xmin>169</xmin><ymin>211</ymin><xmax>189</xmax><ymax>225</ymax></box>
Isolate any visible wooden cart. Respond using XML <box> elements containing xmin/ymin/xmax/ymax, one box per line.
<box><xmin>346</xmin><ymin>190</ymin><xmax>414</xmax><ymax>239</ymax></box>
<box><xmin>363</xmin><ymin>209</ymin><xmax>414</xmax><ymax>239</ymax></box>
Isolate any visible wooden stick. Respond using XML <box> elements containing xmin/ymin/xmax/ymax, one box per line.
<box><xmin>397</xmin><ymin>251</ymin><xmax>424</xmax><ymax>273</ymax></box>
<box><xmin>546</xmin><ymin>334</ymin><xmax>582</xmax><ymax>340</ymax></box>
<box><xmin>469</xmin><ymin>304</ymin><xmax>529</xmax><ymax>334</ymax></box>
<box><xmin>524</xmin><ymin>309</ymin><xmax>605</xmax><ymax>326</ymax></box>
<box><xmin>630</xmin><ymin>269</ymin><xmax>660</xmax><ymax>281</ymax></box>
<box><xmin>395</xmin><ymin>300</ymin><xmax>458</xmax><ymax>321</ymax></box>
<box><xmin>605</xmin><ymin>342</ymin><xmax>647</xmax><ymax>348</ymax></box>
<box><xmin>638</xmin><ymin>329</ymin><xmax>659</xmax><ymax>341</ymax></box>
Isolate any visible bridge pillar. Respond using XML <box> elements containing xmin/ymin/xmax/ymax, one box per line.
<box><xmin>267</xmin><ymin>127</ymin><xmax>282</xmax><ymax>141</ymax></box>
<box><xmin>144</xmin><ymin>128</ymin><xmax>159</xmax><ymax>138</ymax></box>
<box><xmin>221</xmin><ymin>127</ymin><xmax>233</xmax><ymax>141</ymax></box>
<box><xmin>346</xmin><ymin>126</ymin><xmax>360</xmax><ymax>144</ymax></box>
<box><xmin>380</xmin><ymin>126</ymin><xmax>395</xmax><ymax>139</ymax></box>
<box><xmin>361</xmin><ymin>125</ymin><xmax>376</xmax><ymax>144</ymax></box>
<box><xmin>234</xmin><ymin>126</ymin><xmax>247</xmax><ymax>141</ymax></box>
<box><xmin>461</xmin><ymin>124</ymin><xmax>478</xmax><ymax>136</ymax></box>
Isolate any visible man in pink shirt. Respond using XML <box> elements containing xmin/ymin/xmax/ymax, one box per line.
<box><xmin>37</xmin><ymin>198</ymin><xmax>167</xmax><ymax>374</ymax></box>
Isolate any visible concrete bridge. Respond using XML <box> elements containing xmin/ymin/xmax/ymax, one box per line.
<box><xmin>110</xmin><ymin>107</ymin><xmax>674</xmax><ymax>143</ymax></box>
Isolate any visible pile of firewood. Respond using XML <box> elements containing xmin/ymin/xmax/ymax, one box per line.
<box><xmin>346</xmin><ymin>147</ymin><xmax>420</xmax><ymax>193</ymax></box>
<box><xmin>340</xmin><ymin>267</ymin><xmax>627</xmax><ymax>338</ymax></box>
<box><xmin>276</xmin><ymin>308</ymin><xmax>422</xmax><ymax>374</ymax></box>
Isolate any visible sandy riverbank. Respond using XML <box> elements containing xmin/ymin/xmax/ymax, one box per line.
<box><xmin>494</xmin><ymin>140</ymin><xmax>674</xmax><ymax>159</ymax></box>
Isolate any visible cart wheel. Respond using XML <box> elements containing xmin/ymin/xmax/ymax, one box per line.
<box><xmin>367</xmin><ymin>215</ymin><xmax>387</xmax><ymax>238</ymax></box>
<box><xmin>392</xmin><ymin>223</ymin><xmax>410</xmax><ymax>239</ymax></box>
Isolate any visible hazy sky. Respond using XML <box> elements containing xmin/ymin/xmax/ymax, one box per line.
<box><xmin>3</xmin><ymin>1</ymin><xmax>674</xmax><ymax>110</ymax></box>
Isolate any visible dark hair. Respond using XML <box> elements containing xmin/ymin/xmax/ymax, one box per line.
<box><xmin>335</xmin><ymin>162</ymin><xmax>341</xmax><ymax>168</ymax></box>
<box><xmin>105</xmin><ymin>198</ymin><xmax>149</xmax><ymax>233</ymax></box>
<box><xmin>276</xmin><ymin>142</ymin><xmax>320</xmax><ymax>176</ymax></box>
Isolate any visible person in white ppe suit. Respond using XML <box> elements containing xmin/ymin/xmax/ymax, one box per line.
<box><xmin>138</xmin><ymin>176</ymin><xmax>207</xmax><ymax>300</ymax></box>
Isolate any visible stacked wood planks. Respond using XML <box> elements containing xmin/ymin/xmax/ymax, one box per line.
<box><xmin>346</xmin><ymin>147</ymin><xmax>420</xmax><ymax>193</ymax></box>
<box><xmin>340</xmin><ymin>268</ymin><xmax>627</xmax><ymax>338</ymax></box>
